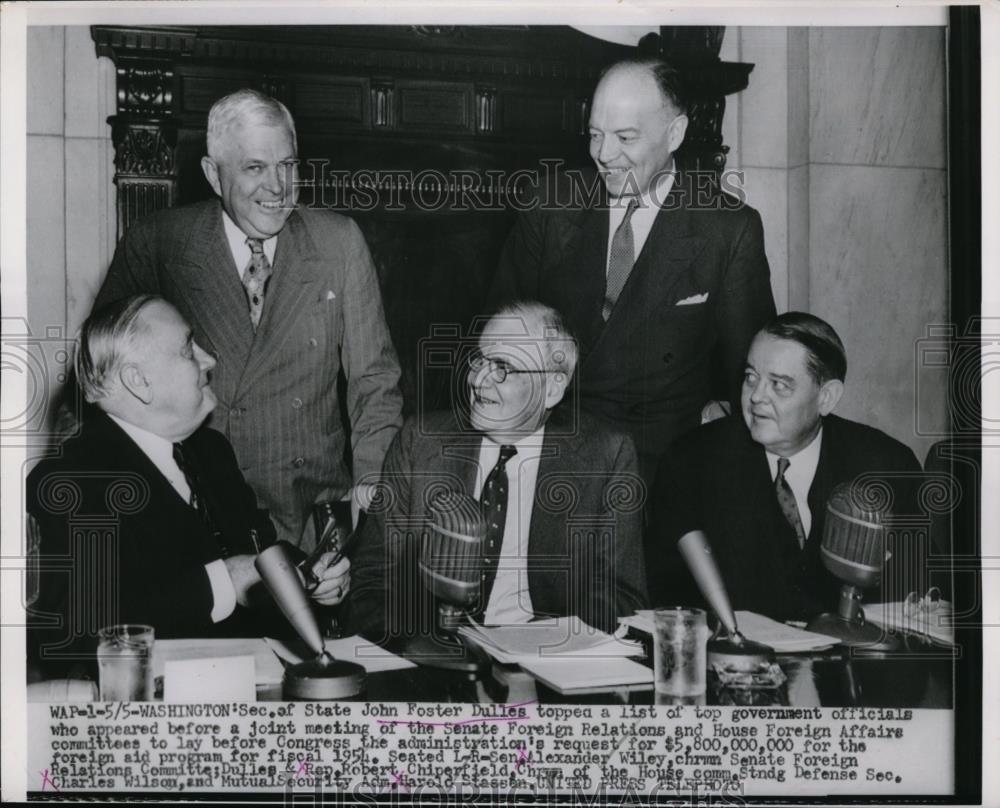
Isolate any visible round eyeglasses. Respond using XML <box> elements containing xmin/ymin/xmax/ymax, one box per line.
<box><xmin>467</xmin><ymin>351</ymin><xmax>553</xmax><ymax>384</ymax></box>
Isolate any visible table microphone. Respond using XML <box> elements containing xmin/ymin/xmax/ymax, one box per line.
<box><xmin>677</xmin><ymin>530</ymin><xmax>774</xmax><ymax>671</ymax></box>
<box><xmin>254</xmin><ymin>543</ymin><xmax>365</xmax><ymax>698</ymax></box>
<box><xmin>806</xmin><ymin>481</ymin><xmax>899</xmax><ymax>650</ymax></box>
<box><xmin>402</xmin><ymin>490</ymin><xmax>488</xmax><ymax>673</ymax></box>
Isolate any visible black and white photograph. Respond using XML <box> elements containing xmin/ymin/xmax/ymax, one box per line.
<box><xmin>0</xmin><ymin>2</ymin><xmax>994</xmax><ymax>804</ymax></box>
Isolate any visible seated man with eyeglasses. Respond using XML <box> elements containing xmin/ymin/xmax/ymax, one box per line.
<box><xmin>347</xmin><ymin>301</ymin><xmax>648</xmax><ymax>641</ymax></box>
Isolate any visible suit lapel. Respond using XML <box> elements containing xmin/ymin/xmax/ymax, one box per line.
<box><xmin>237</xmin><ymin>210</ymin><xmax>325</xmax><ymax>392</ymax></box>
<box><xmin>166</xmin><ymin>203</ymin><xmax>254</xmax><ymax>369</ymax></box>
<box><xmin>596</xmin><ymin>175</ymin><xmax>707</xmax><ymax>349</ymax></box>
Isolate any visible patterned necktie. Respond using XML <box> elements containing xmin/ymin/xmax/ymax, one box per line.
<box><xmin>602</xmin><ymin>198</ymin><xmax>639</xmax><ymax>321</ymax></box>
<box><xmin>775</xmin><ymin>457</ymin><xmax>806</xmax><ymax>548</ymax></box>
<box><xmin>478</xmin><ymin>444</ymin><xmax>518</xmax><ymax>615</ymax></box>
<box><xmin>243</xmin><ymin>237</ymin><xmax>273</xmax><ymax>331</ymax></box>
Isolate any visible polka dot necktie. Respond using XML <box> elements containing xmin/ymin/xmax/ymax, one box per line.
<box><xmin>243</xmin><ymin>237</ymin><xmax>273</xmax><ymax>331</ymax></box>
<box><xmin>478</xmin><ymin>444</ymin><xmax>518</xmax><ymax>614</ymax></box>
<box><xmin>602</xmin><ymin>198</ymin><xmax>639</xmax><ymax>321</ymax></box>
<box><xmin>775</xmin><ymin>456</ymin><xmax>806</xmax><ymax>548</ymax></box>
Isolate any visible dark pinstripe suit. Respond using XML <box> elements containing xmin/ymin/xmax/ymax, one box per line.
<box><xmin>95</xmin><ymin>200</ymin><xmax>403</xmax><ymax>549</ymax></box>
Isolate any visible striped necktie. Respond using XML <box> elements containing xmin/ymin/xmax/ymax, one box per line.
<box><xmin>775</xmin><ymin>457</ymin><xmax>807</xmax><ymax>548</ymax></box>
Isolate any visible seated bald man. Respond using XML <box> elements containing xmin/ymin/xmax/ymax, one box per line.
<box><xmin>647</xmin><ymin>312</ymin><xmax>921</xmax><ymax>621</ymax></box>
<box><xmin>27</xmin><ymin>295</ymin><xmax>348</xmax><ymax>677</ymax></box>
<box><xmin>349</xmin><ymin>301</ymin><xmax>648</xmax><ymax>640</ymax></box>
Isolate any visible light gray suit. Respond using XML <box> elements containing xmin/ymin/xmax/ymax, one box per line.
<box><xmin>95</xmin><ymin>199</ymin><xmax>403</xmax><ymax>548</ymax></box>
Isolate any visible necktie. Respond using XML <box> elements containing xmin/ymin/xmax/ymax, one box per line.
<box><xmin>478</xmin><ymin>444</ymin><xmax>518</xmax><ymax>616</ymax></box>
<box><xmin>172</xmin><ymin>443</ymin><xmax>204</xmax><ymax>517</ymax></box>
<box><xmin>243</xmin><ymin>237</ymin><xmax>273</xmax><ymax>331</ymax></box>
<box><xmin>775</xmin><ymin>457</ymin><xmax>806</xmax><ymax>548</ymax></box>
<box><xmin>602</xmin><ymin>198</ymin><xmax>639</xmax><ymax>321</ymax></box>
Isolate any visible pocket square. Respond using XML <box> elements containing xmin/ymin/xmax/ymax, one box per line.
<box><xmin>676</xmin><ymin>293</ymin><xmax>709</xmax><ymax>306</ymax></box>
<box><xmin>326</xmin><ymin>290</ymin><xmax>336</xmax><ymax>301</ymax></box>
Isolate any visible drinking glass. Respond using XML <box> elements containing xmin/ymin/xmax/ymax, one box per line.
<box><xmin>653</xmin><ymin>607</ymin><xmax>708</xmax><ymax>698</ymax></box>
<box><xmin>97</xmin><ymin>624</ymin><xmax>154</xmax><ymax>701</ymax></box>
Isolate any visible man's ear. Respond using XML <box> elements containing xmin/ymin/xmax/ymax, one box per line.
<box><xmin>200</xmin><ymin>156</ymin><xmax>222</xmax><ymax>198</ymax></box>
<box><xmin>817</xmin><ymin>379</ymin><xmax>844</xmax><ymax>416</ymax></box>
<box><xmin>667</xmin><ymin>113</ymin><xmax>689</xmax><ymax>153</ymax></box>
<box><xmin>544</xmin><ymin>371</ymin><xmax>569</xmax><ymax>410</ymax></box>
<box><xmin>119</xmin><ymin>363</ymin><xmax>152</xmax><ymax>405</ymax></box>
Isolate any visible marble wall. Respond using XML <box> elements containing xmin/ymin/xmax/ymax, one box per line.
<box><xmin>725</xmin><ymin>26</ymin><xmax>949</xmax><ymax>463</ymax></box>
<box><xmin>26</xmin><ymin>26</ymin><xmax>117</xmax><ymax>436</ymax></box>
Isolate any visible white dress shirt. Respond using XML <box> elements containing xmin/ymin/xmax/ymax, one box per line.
<box><xmin>221</xmin><ymin>211</ymin><xmax>277</xmax><ymax>280</ymax></box>
<box><xmin>108</xmin><ymin>415</ymin><xmax>236</xmax><ymax>623</ymax></box>
<box><xmin>765</xmin><ymin>427</ymin><xmax>824</xmax><ymax>539</ymax></box>
<box><xmin>605</xmin><ymin>170</ymin><xmax>676</xmax><ymax>273</ymax></box>
<box><xmin>473</xmin><ymin>427</ymin><xmax>546</xmax><ymax>625</ymax></box>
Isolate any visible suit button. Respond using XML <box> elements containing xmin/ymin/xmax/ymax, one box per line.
<box><xmin>230</xmin><ymin>408</ymin><xmax>240</xmax><ymax>417</ymax></box>
<box><xmin>293</xmin><ymin>457</ymin><xmax>305</xmax><ymax>468</ymax></box>
<box><xmin>292</xmin><ymin>397</ymin><xmax>303</xmax><ymax>409</ymax></box>
<box><xmin>308</xmin><ymin>338</ymin><xmax>318</xmax><ymax>347</ymax></box>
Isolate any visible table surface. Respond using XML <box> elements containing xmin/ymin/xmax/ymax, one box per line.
<box><xmin>261</xmin><ymin>639</ymin><xmax>955</xmax><ymax>707</ymax></box>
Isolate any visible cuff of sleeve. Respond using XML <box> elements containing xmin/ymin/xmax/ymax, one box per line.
<box><xmin>206</xmin><ymin>559</ymin><xmax>237</xmax><ymax>623</ymax></box>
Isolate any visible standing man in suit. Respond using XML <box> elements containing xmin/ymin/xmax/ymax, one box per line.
<box><xmin>94</xmin><ymin>89</ymin><xmax>403</xmax><ymax>549</ymax></box>
<box><xmin>647</xmin><ymin>312</ymin><xmax>921</xmax><ymax>621</ymax></box>
<box><xmin>349</xmin><ymin>302</ymin><xmax>647</xmax><ymax>639</ymax></box>
<box><xmin>491</xmin><ymin>57</ymin><xmax>775</xmax><ymax>481</ymax></box>
<box><xmin>28</xmin><ymin>296</ymin><xmax>348</xmax><ymax>677</ymax></box>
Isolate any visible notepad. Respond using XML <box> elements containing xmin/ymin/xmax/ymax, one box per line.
<box><xmin>154</xmin><ymin>638</ymin><xmax>285</xmax><ymax>686</ymax></box>
<box><xmin>866</xmin><ymin>600</ymin><xmax>954</xmax><ymax>646</ymax></box>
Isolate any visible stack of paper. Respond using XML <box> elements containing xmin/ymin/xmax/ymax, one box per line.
<box><xmin>619</xmin><ymin>610</ymin><xmax>839</xmax><ymax>653</ymax></box>
<box><xmin>458</xmin><ymin>616</ymin><xmax>644</xmax><ymax>665</ymax></box>
<box><xmin>866</xmin><ymin>600</ymin><xmax>955</xmax><ymax>646</ymax></box>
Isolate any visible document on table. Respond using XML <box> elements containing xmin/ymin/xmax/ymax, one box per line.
<box><xmin>619</xmin><ymin>610</ymin><xmax>839</xmax><ymax>653</ymax></box>
<box><xmin>264</xmin><ymin>635</ymin><xmax>416</xmax><ymax>672</ymax></box>
<box><xmin>866</xmin><ymin>600</ymin><xmax>955</xmax><ymax>646</ymax></box>
<box><xmin>154</xmin><ymin>638</ymin><xmax>285</xmax><ymax>686</ymax></box>
<box><xmin>458</xmin><ymin>616</ymin><xmax>644</xmax><ymax>665</ymax></box>
<box><xmin>517</xmin><ymin>656</ymin><xmax>653</xmax><ymax>695</ymax></box>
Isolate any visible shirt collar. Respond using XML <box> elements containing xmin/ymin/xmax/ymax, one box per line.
<box><xmin>480</xmin><ymin>425</ymin><xmax>546</xmax><ymax>463</ymax></box>
<box><xmin>221</xmin><ymin>209</ymin><xmax>278</xmax><ymax>268</ymax></box>
<box><xmin>107</xmin><ymin>413</ymin><xmax>178</xmax><ymax>470</ymax></box>
<box><xmin>609</xmin><ymin>164</ymin><xmax>676</xmax><ymax>213</ymax></box>
<box><xmin>766</xmin><ymin>426</ymin><xmax>823</xmax><ymax>484</ymax></box>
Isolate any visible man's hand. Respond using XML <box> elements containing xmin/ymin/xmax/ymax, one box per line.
<box><xmin>307</xmin><ymin>552</ymin><xmax>351</xmax><ymax>606</ymax></box>
<box><xmin>223</xmin><ymin>554</ymin><xmax>262</xmax><ymax>607</ymax></box>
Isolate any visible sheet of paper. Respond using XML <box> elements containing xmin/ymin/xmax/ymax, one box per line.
<box><xmin>264</xmin><ymin>636</ymin><xmax>416</xmax><ymax>672</ymax></box>
<box><xmin>163</xmin><ymin>655</ymin><xmax>256</xmax><ymax>702</ymax></box>
<box><xmin>458</xmin><ymin>616</ymin><xmax>643</xmax><ymax>664</ymax></box>
<box><xmin>518</xmin><ymin>656</ymin><xmax>653</xmax><ymax>695</ymax></box>
<box><xmin>154</xmin><ymin>638</ymin><xmax>285</xmax><ymax>685</ymax></box>
<box><xmin>866</xmin><ymin>601</ymin><xmax>955</xmax><ymax>646</ymax></box>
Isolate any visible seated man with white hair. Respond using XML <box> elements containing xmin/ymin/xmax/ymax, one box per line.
<box><xmin>27</xmin><ymin>294</ymin><xmax>348</xmax><ymax>677</ymax></box>
<box><xmin>349</xmin><ymin>301</ymin><xmax>648</xmax><ymax>641</ymax></box>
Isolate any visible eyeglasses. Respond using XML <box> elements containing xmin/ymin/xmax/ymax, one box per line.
<box><xmin>467</xmin><ymin>351</ymin><xmax>553</xmax><ymax>384</ymax></box>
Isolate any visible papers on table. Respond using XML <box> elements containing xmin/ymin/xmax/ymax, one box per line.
<box><xmin>866</xmin><ymin>600</ymin><xmax>955</xmax><ymax>646</ymax></box>
<box><xmin>458</xmin><ymin>616</ymin><xmax>644</xmax><ymax>665</ymax></box>
<box><xmin>518</xmin><ymin>657</ymin><xmax>653</xmax><ymax>695</ymax></box>
<box><xmin>154</xmin><ymin>638</ymin><xmax>285</xmax><ymax>686</ymax></box>
<box><xmin>457</xmin><ymin>617</ymin><xmax>647</xmax><ymax>694</ymax></box>
<box><xmin>264</xmin><ymin>635</ymin><xmax>416</xmax><ymax>673</ymax></box>
<box><xmin>619</xmin><ymin>610</ymin><xmax>839</xmax><ymax>653</ymax></box>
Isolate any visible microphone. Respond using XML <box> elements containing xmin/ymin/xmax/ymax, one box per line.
<box><xmin>419</xmin><ymin>490</ymin><xmax>486</xmax><ymax>613</ymax></box>
<box><xmin>402</xmin><ymin>489</ymin><xmax>488</xmax><ymax>673</ymax></box>
<box><xmin>254</xmin><ymin>543</ymin><xmax>365</xmax><ymax>699</ymax></box>
<box><xmin>806</xmin><ymin>481</ymin><xmax>899</xmax><ymax>650</ymax></box>
<box><xmin>677</xmin><ymin>530</ymin><xmax>773</xmax><ymax>672</ymax></box>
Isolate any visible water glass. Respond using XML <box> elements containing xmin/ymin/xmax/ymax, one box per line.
<box><xmin>97</xmin><ymin>624</ymin><xmax>154</xmax><ymax>701</ymax></box>
<box><xmin>653</xmin><ymin>607</ymin><xmax>708</xmax><ymax>698</ymax></box>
